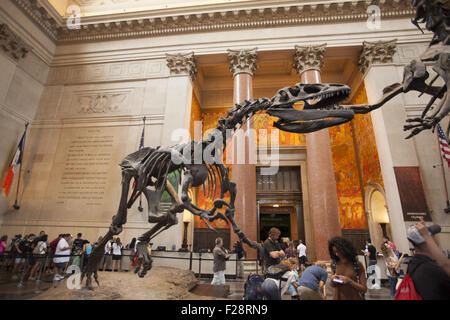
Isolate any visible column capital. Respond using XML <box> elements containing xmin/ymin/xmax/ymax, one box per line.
<box><xmin>166</xmin><ymin>52</ymin><xmax>197</xmax><ymax>81</ymax></box>
<box><xmin>227</xmin><ymin>48</ymin><xmax>258</xmax><ymax>77</ymax></box>
<box><xmin>358</xmin><ymin>39</ymin><xmax>397</xmax><ymax>74</ymax></box>
<box><xmin>293</xmin><ymin>44</ymin><xmax>327</xmax><ymax>74</ymax></box>
<box><xmin>0</xmin><ymin>23</ymin><xmax>30</xmax><ymax>61</ymax></box>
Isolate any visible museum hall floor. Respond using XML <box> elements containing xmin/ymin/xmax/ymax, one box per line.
<box><xmin>0</xmin><ymin>271</ymin><xmax>392</xmax><ymax>300</ymax></box>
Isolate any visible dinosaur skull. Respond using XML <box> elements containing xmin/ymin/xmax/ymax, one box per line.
<box><xmin>266</xmin><ymin>83</ymin><xmax>353</xmax><ymax>133</ymax></box>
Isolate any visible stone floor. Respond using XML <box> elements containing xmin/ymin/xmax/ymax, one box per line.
<box><xmin>0</xmin><ymin>269</ymin><xmax>392</xmax><ymax>300</ymax></box>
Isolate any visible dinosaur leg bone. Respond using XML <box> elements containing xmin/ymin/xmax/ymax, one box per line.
<box><xmin>82</xmin><ymin>169</ymin><xmax>133</xmax><ymax>289</ymax></box>
<box><xmin>135</xmin><ymin>179</ymin><xmax>181</xmax><ymax>278</ymax></box>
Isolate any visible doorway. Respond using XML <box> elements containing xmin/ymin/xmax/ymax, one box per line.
<box><xmin>256</xmin><ymin>166</ymin><xmax>305</xmax><ymax>243</ymax></box>
<box><xmin>259</xmin><ymin>205</ymin><xmax>295</xmax><ymax>241</ymax></box>
<box><xmin>366</xmin><ymin>184</ymin><xmax>391</xmax><ymax>249</ymax></box>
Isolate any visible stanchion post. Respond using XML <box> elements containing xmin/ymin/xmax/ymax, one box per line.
<box><xmin>198</xmin><ymin>252</ymin><xmax>202</xmax><ymax>279</ymax></box>
<box><xmin>80</xmin><ymin>253</ymin><xmax>84</xmax><ymax>271</ymax></box>
<box><xmin>34</xmin><ymin>254</ymin><xmax>47</xmax><ymax>293</ymax></box>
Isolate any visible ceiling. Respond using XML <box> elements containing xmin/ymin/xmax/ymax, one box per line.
<box><xmin>196</xmin><ymin>48</ymin><xmax>360</xmax><ymax>91</ymax></box>
<box><xmin>194</xmin><ymin>47</ymin><xmax>363</xmax><ymax>110</ymax></box>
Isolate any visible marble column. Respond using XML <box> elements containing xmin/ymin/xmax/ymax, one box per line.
<box><xmin>163</xmin><ymin>52</ymin><xmax>197</xmax><ymax>249</ymax></box>
<box><xmin>294</xmin><ymin>44</ymin><xmax>341</xmax><ymax>261</ymax></box>
<box><xmin>163</xmin><ymin>52</ymin><xmax>197</xmax><ymax>146</ymax></box>
<box><xmin>228</xmin><ymin>48</ymin><xmax>258</xmax><ymax>258</ymax></box>
<box><xmin>358</xmin><ymin>40</ymin><xmax>414</xmax><ymax>253</ymax></box>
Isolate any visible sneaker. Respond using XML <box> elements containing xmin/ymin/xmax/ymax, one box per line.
<box><xmin>53</xmin><ymin>274</ymin><xmax>64</xmax><ymax>281</ymax></box>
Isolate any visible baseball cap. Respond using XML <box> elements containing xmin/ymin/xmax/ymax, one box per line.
<box><xmin>407</xmin><ymin>224</ymin><xmax>441</xmax><ymax>246</ymax></box>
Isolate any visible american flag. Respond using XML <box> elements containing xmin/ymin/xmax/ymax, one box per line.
<box><xmin>437</xmin><ymin>123</ymin><xmax>450</xmax><ymax>168</ymax></box>
<box><xmin>139</xmin><ymin>123</ymin><xmax>145</xmax><ymax>150</ymax></box>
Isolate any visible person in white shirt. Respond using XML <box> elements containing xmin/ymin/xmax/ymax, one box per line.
<box><xmin>102</xmin><ymin>239</ymin><xmax>113</xmax><ymax>271</ymax></box>
<box><xmin>111</xmin><ymin>238</ymin><xmax>123</xmax><ymax>272</ymax></box>
<box><xmin>381</xmin><ymin>242</ymin><xmax>405</xmax><ymax>298</ymax></box>
<box><xmin>53</xmin><ymin>234</ymin><xmax>72</xmax><ymax>281</ymax></box>
<box><xmin>297</xmin><ymin>240</ymin><xmax>307</xmax><ymax>272</ymax></box>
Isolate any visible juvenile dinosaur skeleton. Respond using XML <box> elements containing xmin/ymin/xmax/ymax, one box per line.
<box><xmin>81</xmin><ymin>0</ymin><xmax>449</xmax><ymax>289</ymax></box>
<box><xmin>345</xmin><ymin>0</ymin><xmax>450</xmax><ymax>140</ymax></box>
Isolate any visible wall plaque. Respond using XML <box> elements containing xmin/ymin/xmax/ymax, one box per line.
<box><xmin>393</xmin><ymin>167</ymin><xmax>432</xmax><ymax>222</ymax></box>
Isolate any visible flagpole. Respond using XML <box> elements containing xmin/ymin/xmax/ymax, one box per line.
<box><xmin>13</xmin><ymin>122</ymin><xmax>29</xmax><ymax>210</ymax></box>
<box><xmin>440</xmin><ymin>159</ymin><xmax>450</xmax><ymax>213</ymax></box>
<box><xmin>138</xmin><ymin>116</ymin><xmax>146</xmax><ymax>212</ymax></box>
<box><xmin>437</xmin><ymin>124</ymin><xmax>450</xmax><ymax>213</ymax></box>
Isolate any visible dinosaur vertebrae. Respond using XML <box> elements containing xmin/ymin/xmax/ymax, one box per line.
<box><xmin>213</xmin><ymin>98</ymin><xmax>272</xmax><ymax>149</ymax></box>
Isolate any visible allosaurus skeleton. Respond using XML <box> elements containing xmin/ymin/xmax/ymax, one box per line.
<box><xmin>81</xmin><ymin>0</ymin><xmax>450</xmax><ymax>289</ymax></box>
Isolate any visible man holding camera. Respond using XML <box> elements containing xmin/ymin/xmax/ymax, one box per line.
<box><xmin>405</xmin><ymin>220</ymin><xmax>450</xmax><ymax>300</ymax></box>
<box><xmin>263</xmin><ymin>227</ymin><xmax>285</xmax><ymax>271</ymax></box>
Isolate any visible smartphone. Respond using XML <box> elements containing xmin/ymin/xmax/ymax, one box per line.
<box><xmin>333</xmin><ymin>278</ymin><xmax>344</xmax><ymax>284</ymax></box>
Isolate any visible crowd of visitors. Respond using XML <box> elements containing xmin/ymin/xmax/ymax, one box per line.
<box><xmin>244</xmin><ymin>218</ymin><xmax>449</xmax><ymax>300</ymax></box>
<box><xmin>0</xmin><ymin>217</ymin><xmax>448</xmax><ymax>301</ymax></box>
<box><xmin>0</xmin><ymin>231</ymin><xmax>140</xmax><ymax>282</ymax></box>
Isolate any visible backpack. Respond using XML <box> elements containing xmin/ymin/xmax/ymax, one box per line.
<box><xmin>265</xmin><ymin>263</ymin><xmax>291</xmax><ymax>289</ymax></box>
<box><xmin>234</xmin><ymin>242</ymin><xmax>244</xmax><ymax>259</ymax></box>
<box><xmin>49</xmin><ymin>238</ymin><xmax>60</xmax><ymax>253</ymax></box>
<box><xmin>395</xmin><ymin>265</ymin><xmax>423</xmax><ymax>300</ymax></box>
<box><xmin>244</xmin><ymin>273</ymin><xmax>265</xmax><ymax>300</ymax></box>
<box><xmin>266</xmin><ymin>263</ymin><xmax>290</xmax><ymax>279</ymax></box>
<box><xmin>33</xmin><ymin>241</ymin><xmax>43</xmax><ymax>255</ymax></box>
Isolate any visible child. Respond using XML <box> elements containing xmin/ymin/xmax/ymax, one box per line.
<box><xmin>71</xmin><ymin>249</ymin><xmax>82</xmax><ymax>267</ymax></box>
<box><xmin>288</xmin><ymin>257</ymin><xmax>300</xmax><ymax>300</ymax></box>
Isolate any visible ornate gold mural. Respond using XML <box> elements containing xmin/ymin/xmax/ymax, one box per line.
<box><xmin>352</xmin><ymin>87</ymin><xmax>384</xmax><ymax>190</ymax></box>
<box><xmin>194</xmin><ymin>110</ymin><xmax>231</xmax><ymax>229</ymax></box>
<box><xmin>330</xmin><ymin>121</ymin><xmax>367</xmax><ymax>230</ymax></box>
<box><xmin>330</xmin><ymin>84</ymin><xmax>384</xmax><ymax>230</ymax></box>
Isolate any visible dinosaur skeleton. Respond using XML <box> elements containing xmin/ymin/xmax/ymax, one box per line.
<box><xmin>81</xmin><ymin>82</ymin><xmax>354</xmax><ymax>289</ymax></box>
<box><xmin>81</xmin><ymin>0</ymin><xmax>450</xmax><ymax>290</ymax></box>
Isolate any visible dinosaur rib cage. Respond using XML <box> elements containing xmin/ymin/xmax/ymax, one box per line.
<box><xmin>120</xmin><ymin>146</ymin><xmax>229</xmax><ymax>209</ymax></box>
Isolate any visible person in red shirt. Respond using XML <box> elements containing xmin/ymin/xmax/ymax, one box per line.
<box><xmin>48</xmin><ymin>234</ymin><xmax>63</xmax><ymax>274</ymax></box>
